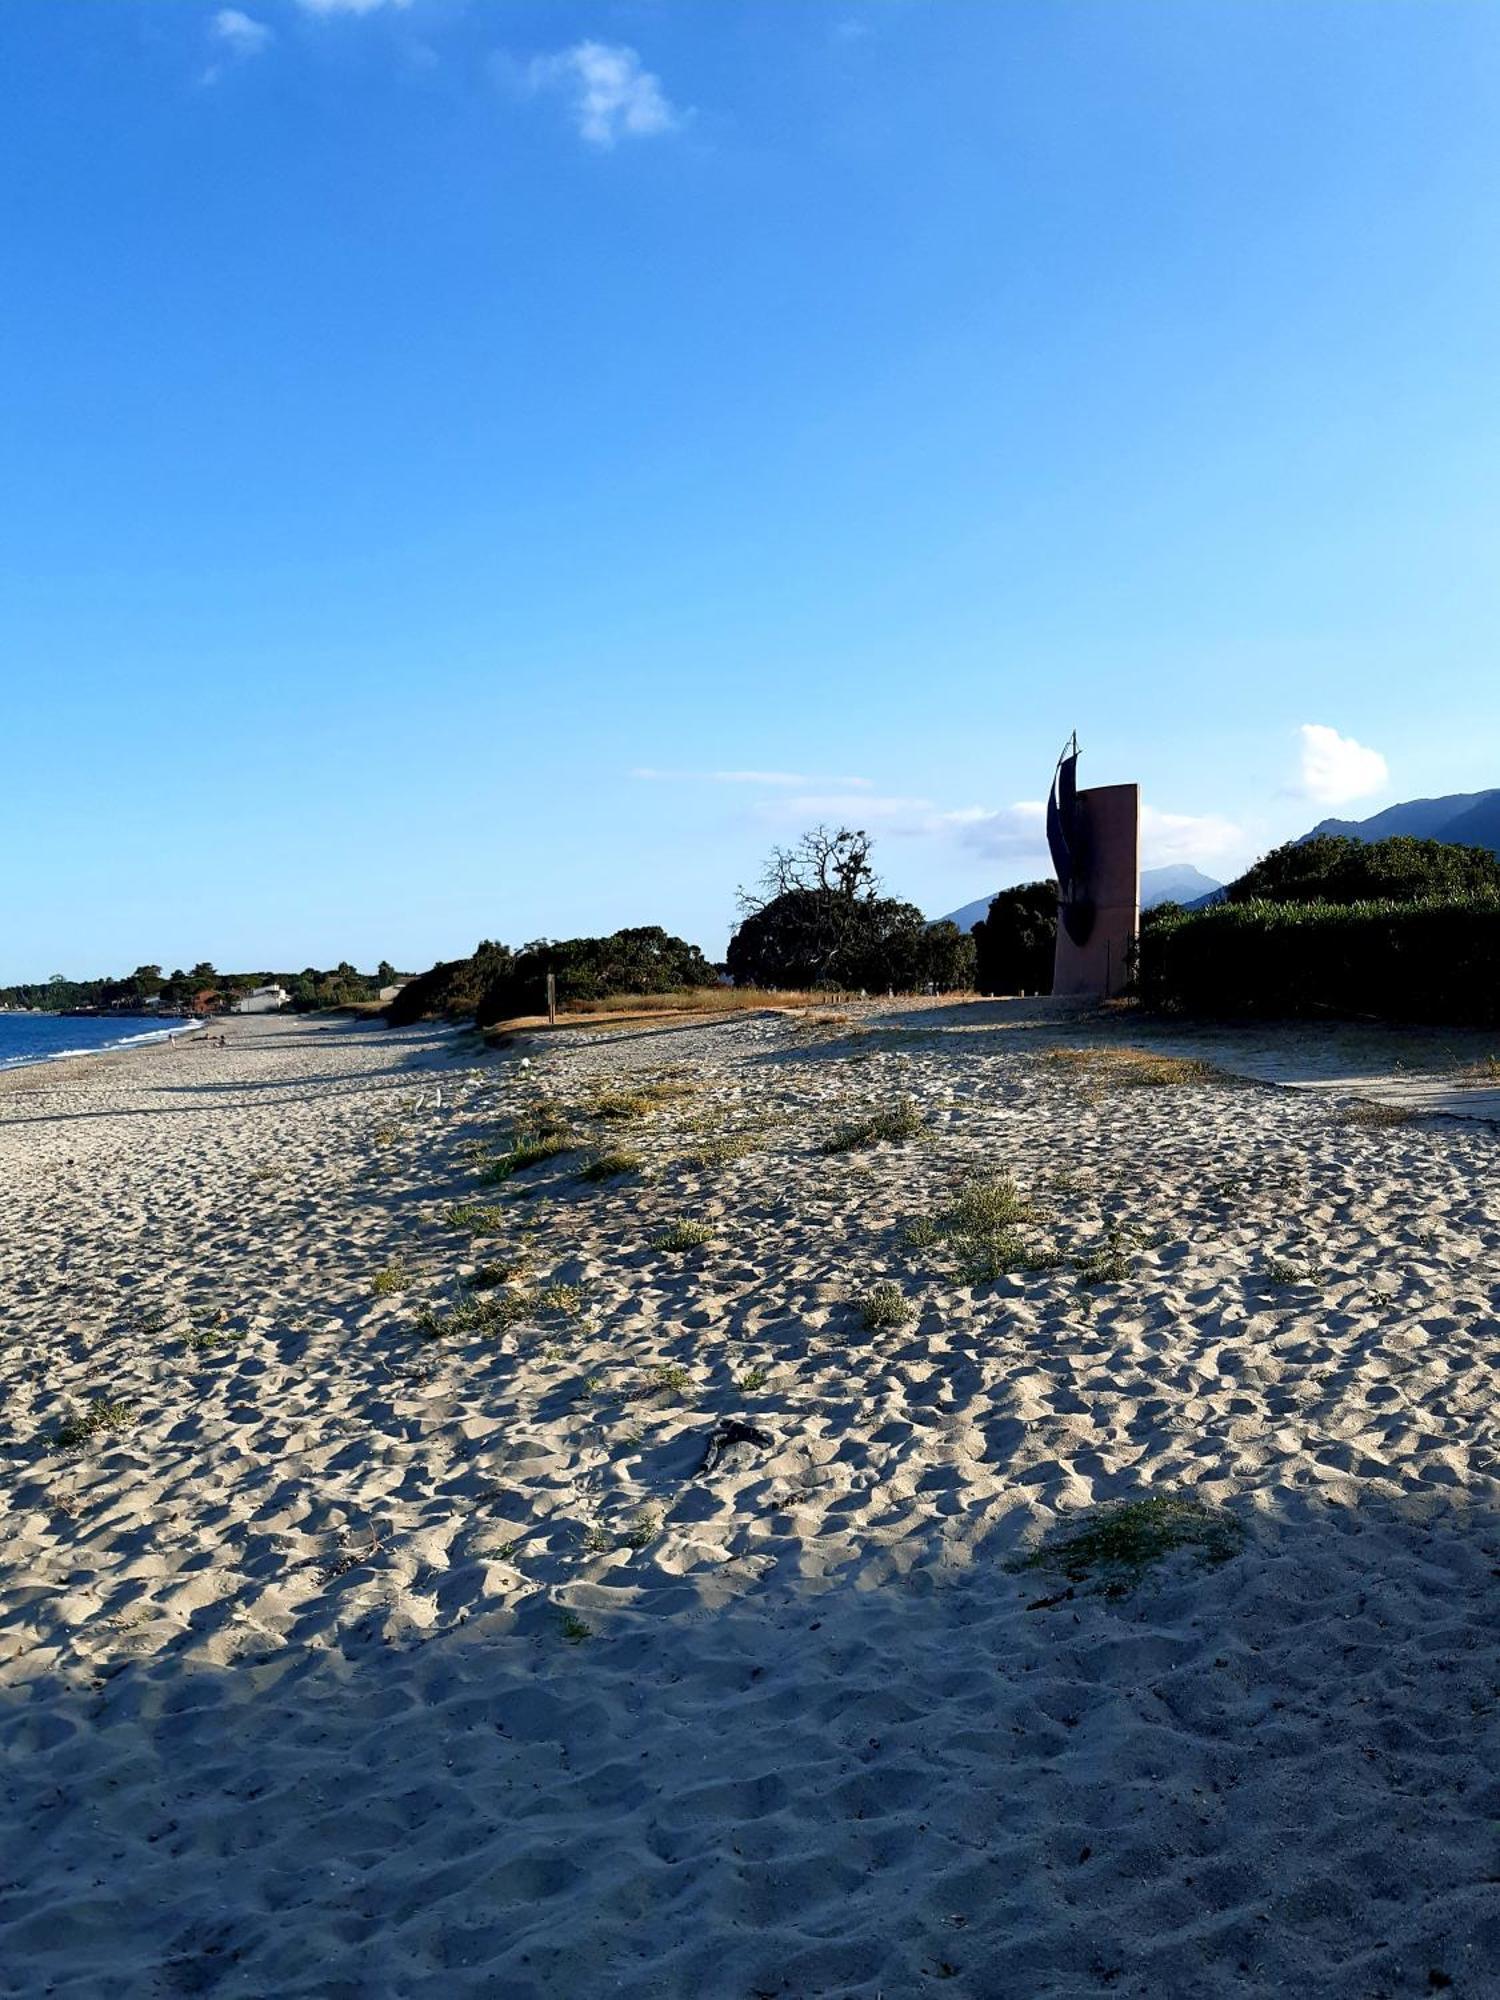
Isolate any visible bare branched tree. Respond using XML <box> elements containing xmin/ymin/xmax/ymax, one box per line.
<box><xmin>737</xmin><ymin>826</ymin><xmax>881</xmax><ymax>915</ymax></box>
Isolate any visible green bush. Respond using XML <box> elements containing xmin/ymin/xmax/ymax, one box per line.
<box><xmin>972</xmin><ymin>880</ymin><xmax>1057</xmax><ymax>994</ymax></box>
<box><xmin>387</xmin><ymin>941</ymin><xmax>514</xmax><ymax>1025</ymax></box>
<box><xmin>475</xmin><ymin>928</ymin><xmax>715</xmax><ymax>1025</ymax></box>
<box><xmin>1225</xmin><ymin>835</ymin><xmax>1500</xmax><ymax>906</ymax></box>
<box><xmin>1140</xmin><ymin>895</ymin><xmax>1500</xmax><ymax>1025</ymax></box>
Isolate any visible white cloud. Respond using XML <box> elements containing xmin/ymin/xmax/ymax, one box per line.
<box><xmin>1295</xmin><ymin>724</ymin><xmax>1389</xmax><ymax>806</ymax></box>
<box><xmin>526</xmin><ymin>41</ymin><xmax>682</xmax><ymax>148</ymax></box>
<box><xmin>1139</xmin><ymin>806</ymin><xmax>1246</xmax><ymax>866</ymax></box>
<box><xmin>201</xmin><ymin>9</ymin><xmax>271</xmax><ymax>82</ymax></box>
<box><xmin>297</xmin><ymin>0</ymin><xmax>410</xmax><ymax>14</ymax></box>
<box><xmin>632</xmin><ymin>768</ymin><xmax>872</xmax><ymax>790</ymax></box>
<box><xmin>950</xmin><ymin>801</ymin><xmax>1049</xmax><ymax>859</ymax></box>
<box><xmin>950</xmin><ymin>799</ymin><xmax>1247</xmax><ymax>872</ymax></box>
<box><xmin>214</xmin><ymin>9</ymin><xmax>272</xmax><ymax>56</ymax></box>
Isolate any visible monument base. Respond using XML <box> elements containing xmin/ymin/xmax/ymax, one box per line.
<box><xmin>1051</xmin><ymin>782</ymin><xmax>1140</xmax><ymax>1000</ymax></box>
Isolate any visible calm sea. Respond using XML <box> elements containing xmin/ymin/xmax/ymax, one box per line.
<box><xmin>0</xmin><ymin>1013</ymin><xmax>194</xmax><ymax>1072</ymax></box>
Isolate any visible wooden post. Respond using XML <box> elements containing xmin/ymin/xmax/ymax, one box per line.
<box><xmin>545</xmin><ymin>971</ymin><xmax>557</xmax><ymax>1026</ymax></box>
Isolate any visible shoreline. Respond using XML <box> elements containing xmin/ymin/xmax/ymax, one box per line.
<box><xmin>0</xmin><ymin>1011</ymin><xmax>209</xmax><ymax>1080</ymax></box>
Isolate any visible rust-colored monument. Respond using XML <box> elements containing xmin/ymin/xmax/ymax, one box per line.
<box><xmin>1047</xmin><ymin>735</ymin><xmax>1140</xmax><ymax>999</ymax></box>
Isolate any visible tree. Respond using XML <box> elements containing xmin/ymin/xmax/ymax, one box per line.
<box><xmin>972</xmin><ymin>882</ymin><xmax>1058</xmax><ymax>994</ymax></box>
<box><xmin>377</xmin><ymin>961</ymin><xmax>397</xmax><ymax>986</ymax></box>
<box><xmin>728</xmin><ymin>830</ymin><xmax>974</xmax><ymax>992</ymax></box>
<box><xmin>740</xmin><ymin>825</ymin><xmax>879</xmax><ymax>909</ymax></box>
<box><xmin>475</xmin><ymin>928</ymin><xmax>715</xmax><ymax>1025</ymax></box>
<box><xmin>387</xmin><ymin>941</ymin><xmax>516</xmax><ymax>1026</ymax></box>
<box><xmin>1226</xmin><ymin>835</ymin><xmax>1500</xmax><ymax>906</ymax></box>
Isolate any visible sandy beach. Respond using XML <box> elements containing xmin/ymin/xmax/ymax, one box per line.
<box><xmin>3</xmin><ymin>1004</ymin><xmax>1499</xmax><ymax>1998</ymax></box>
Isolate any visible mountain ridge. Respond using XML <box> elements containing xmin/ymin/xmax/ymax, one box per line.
<box><xmin>938</xmin><ymin>864</ymin><xmax>1223</xmax><ymax>932</ymax></box>
<box><xmin>1302</xmin><ymin>789</ymin><xmax>1500</xmax><ymax>854</ymax></box>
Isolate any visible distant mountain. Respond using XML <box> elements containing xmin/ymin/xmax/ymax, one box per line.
<box><xmin>1301</xmin><ymin>789</ymin><xmax>1500</xmax><ymax>855</ymax></box>
<box><xmin>939</xmin><ymin>893</ymin><xmax>1000</xmax><ymax>934</ymax></box>
<box><xmin>937</xmin><ymin>864</ymin><xmax>1223</xmax><ymax>932</ymax></box>
<box><xmin>1138</xmin><ymin>864</ymin><xmax>1224</xmax><ymax>909</ymax></box>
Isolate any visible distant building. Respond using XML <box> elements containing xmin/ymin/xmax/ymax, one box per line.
<box><xmin>233</xmin><ymin>984</ymin><xmax>291</xmax><ymax>1015</ymax></box>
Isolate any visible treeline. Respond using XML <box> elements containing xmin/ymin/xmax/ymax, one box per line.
<box><xmin>388</xmin><ymin>930</ymin><xmax>716</xmax><ymax>1027</ymax></box>
<box><xmin>0</xmin><ymin>960</ymin><xmax>402</xmax><ymax>1015</ymax></box>
<box><xmin>1140</xmin><ymin>835</ymin><xmax>1500</xmax><ymax>1024</ymax></box>
<box><xmin>389</xmin><ymin>828</ymin><xmax>978</xmax><ymax>1029</ymax></box>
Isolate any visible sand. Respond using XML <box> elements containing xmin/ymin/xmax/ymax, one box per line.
<box><xmin>2</xmin><ymin>1003</ymin><xmax>1498</xmax><ymax>1998</ymax></box>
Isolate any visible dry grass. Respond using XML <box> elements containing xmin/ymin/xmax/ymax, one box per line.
<box><xmin>821</xmin><ymin>1095</ymin><xmax>925</xmax><ymax>1154</ymax></box>
<box><xmin>481</xmin><ymin>988</ymin><xmax>834</xmax><ymax>1037</ymax></box>
<box><xmin>578</xmin><ymin>1148</ymin><xmax>643</xmax><ymax>1182</ymax></box>
<box><xmin>1043</xmin><ymin>1047</ymin><xmax>1221</xmax><ymax>1088</ymax></box>
<box><xmin>566</xmin><ymin>987</ymin><xmax>820</xmax><ymax>1015</ymax></box>
<box><xmin>1339</xmin><ymin>1100</ymin><xmax>1416</xmax><ymax>1128</ymax></box>
<box><xmin>590</xmin><ymin>1080</ymin><xmax>698</xmax><ymax>1122</ymax></box>
<box><xmin>683</xmin><ymin>1131</ymin><xmax>763</xmax><ymax>1168</ymax></box>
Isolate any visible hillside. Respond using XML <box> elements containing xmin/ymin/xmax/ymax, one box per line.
<box><xmin>939</xmin><ymin>864</ymin><xmax>1223</xmax><ymax>932</ymax></box>
<box><xmin>1302</xmin><ymin>789</ymin><xmax>1500</xmax><ymax>854</ymax></box>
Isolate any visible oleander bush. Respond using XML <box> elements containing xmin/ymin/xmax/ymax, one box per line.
<box><xmin>1139</xmin><ymin>895</ymin><xmax>1500</xmax><ymax>1026</ymax></box>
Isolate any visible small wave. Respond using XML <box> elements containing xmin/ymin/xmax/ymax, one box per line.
<box><xmin>0</xmin><ymin>1018</ymin><xmax>206</xmax><ymax>1073</ymax></box>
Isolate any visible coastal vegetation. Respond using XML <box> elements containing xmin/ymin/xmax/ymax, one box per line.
<box><xmin>387</xmin><ymin>930</ymin><xmax>714</xmax><ymax>1027</ymax></box>
<box><xmin>0</xmin><ymin>959</ymin><xmax>400</xmax><ymax>1015</ymax></box>
<box><xmin>971</xmin><ymin>880</ymin><xmax>1058</xmax><ymax>994</ymax></box>
<box><xmin>1223</xmin><ymin>833</ymin><xmax>1500</xmax><ymax>905</ymax></box>
<box><xmin>1140</xmin><ymin>836</ymin><xmax>1500</xmax><ymax>1025</ymax></box>
<box><xmin>1141</xmin><ymin>894</ymin><xmax>1500</xmax><ymax>1024</ymax></box>
<box><xmin>726</xmin><ymin>827</ymin><xmax>974</xmax><ymax>992</ymax></box>
<box><xmin>389</xmin><ymin>829</ymin><xmax>975</xmax><ymax>1032</ymax></box>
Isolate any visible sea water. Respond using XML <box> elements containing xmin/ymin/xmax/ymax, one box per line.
<box><xmin>0</xmin><ymin>1013</ymin><xmax>196</xmax><ymax>1071</ymax></box>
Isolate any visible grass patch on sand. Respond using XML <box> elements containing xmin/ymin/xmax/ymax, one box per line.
<box><xmin>578</xmin><ymin>1147</ymin><xmax>643</xmax><ymax>1182</ymax></box>
<box><xmin>1072</xmin><ymin>1228</ymin><xmax>1135</xmax><ymax>1287</ymax></box>
<box><xmin>905</xmin><ymin>1175</ymin><xmax>1064</xmax><ymax>1284</ymax></box>
<box><xmin>822</xmin><ymin>1095</ymin><xmax>925</xmax><ymax>1154</ymax></box>
<box><xmin>444</xmin><ymin>1201</ymin><xmax>507</xmax><ymax>1233</ymax></box>
<box><xmin>683</xmin><ymin>1130</ymin><xmax>763</xmax><ymax>1168</ymax></box>
<box><xmin>1261</xmin><ymin>1254</ymin><xmax>1323</xmax><ymax>1288</ymax></box>
<box><xmin>858</xmin><ymin>1281</ymin><xmax>916</xmax><ymax>1331</ymax></box>
<box><xmin>1012</xmin><ymin>1496</ymin><xmax>1244</xmax><ymax>1597</ymax></box>
<box><xmin>480</xmin><ymin>1133</ymin><xmax>578</xmax><ymax>1181</ymax></box>
<box><xmin>371</xmin><ymin>1261</ymin><xmax>410</xmax><ymax>1297</ymax></box>
<box><xmin>469</xmin><ymin>1257</ymin><xmax>526</xmax><ymax>1289</ymax></box>
<box><xmin>52</xmin><ymin>1399</ymin><xmax>135</xmax><ymax>1451</ymax></box>
<box><xmin>416</xmin><ymin>1279</ymin><xmax>586</xmax><ymax>1341</ymax></box>
<box><xmin>1339</xmin><ymin>1099</ymin><xmax>1416</xmax><ymax>1128</ymax></box>
<box><xmin>653</xmin><ymin>1217</ymin><xmax>715</xmax><ymax>1252</ymax></box>
<box><xmin>1044</xmin><ymin>1047</ymin><xmax>1221</xmax><ymax>1088</ymax></box>
<box><xmin>589</xmin><ymin>1079</ymin><xmax>699</xmax><ymax>1122</ymax></box>
<box><xmin>961</xmin><ymin>1230</ymin><xmax>1067</xmax><ymax>1284</ymax></box>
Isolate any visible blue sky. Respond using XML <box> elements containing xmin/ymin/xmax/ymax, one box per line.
<box><xmin>3</xmin><ymin>0</ymin><xmax>1499</xmax><ymax>978</ymax></box>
